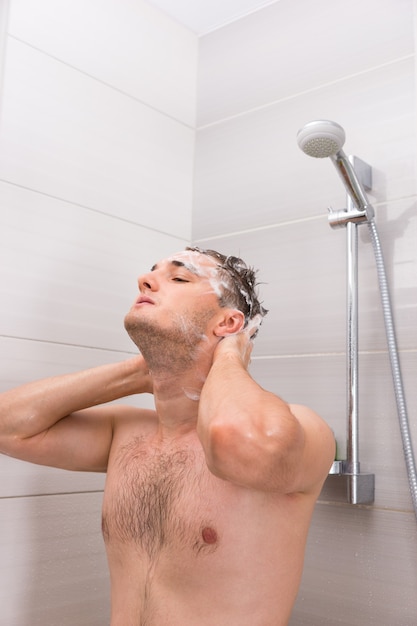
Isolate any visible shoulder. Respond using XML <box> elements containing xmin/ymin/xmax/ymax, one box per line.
<box><xmin>110</xmin><ymin>404</ymin><xmax>158</xmax><ymax>441</ymax></box>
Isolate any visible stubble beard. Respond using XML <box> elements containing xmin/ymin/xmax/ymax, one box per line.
<box><xmin>124</xmin><ymin>308</ymin><xmax>216</xmax><ymax>375</ymax></box>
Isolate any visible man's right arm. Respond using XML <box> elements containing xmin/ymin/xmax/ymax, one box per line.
<box><xmin>0</xmin><ymin>356</ymin><xmax>152</xmax><ymax>472</ymax></box>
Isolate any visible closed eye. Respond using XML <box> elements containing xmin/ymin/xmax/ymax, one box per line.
<box><xmin>172</xmin><ymin>276</ymin><xmax>190</xmax><ymax>283</ymax></box>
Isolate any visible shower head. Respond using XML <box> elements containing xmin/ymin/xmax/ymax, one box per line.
<box><xmin>296</xmin><ymin>119</ymin><xmax>374</xmax><ymax>223</ymax></box>
<box><xmin>296</xmin><ymin>120</ymin><xmax>345</xmax><ymax>158</ymax></box>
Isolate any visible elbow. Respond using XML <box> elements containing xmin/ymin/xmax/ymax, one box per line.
<box><xmin>201</xmin><ymin>414</ymin><xmax>304</xmax><ymax>490</ymax></box>
<box><xmin>202</xmin><ymin>419</ymin><xmax>239</xmax><ymax>480</ymax></box>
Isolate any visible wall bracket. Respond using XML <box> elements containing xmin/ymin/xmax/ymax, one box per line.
<box><xmin>329</xmin><ymin>460</ymin><xmax>375</xmax><ymax>504</ymax></box>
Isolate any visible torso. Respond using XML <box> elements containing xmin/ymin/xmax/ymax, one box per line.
<box><xmin>102</xmin><ymin>410</ymin><xmax>318</xmax><ymax>626</ymax></box>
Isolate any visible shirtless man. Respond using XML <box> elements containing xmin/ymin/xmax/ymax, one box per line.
<box><xmin>0</xmin><ymin>246</ymin><xmax>335</xmax><ymax>626</ymax></box>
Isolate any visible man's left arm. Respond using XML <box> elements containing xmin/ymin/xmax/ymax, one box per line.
<box><xmin>197</xmin><ymin>332</ymin><xmax>335</xmax><ymax>494</ymax></box>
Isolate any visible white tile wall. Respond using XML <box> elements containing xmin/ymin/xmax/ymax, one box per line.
<box><xmin>197</xmin><ymin>0</ymin><xmax>414</xmax><ymax>126</ymax></box>
<box><xmin>195</xmin><ymin>197</ymin><xmax>417</xmax><ymax>356</ymax></box>
<box><xmin>0</xmin><ymin>0</ymin><xmax>9</xmax><ymax>110</ymax></box>
<box><xmin>8</xmin><ymin>0</ymin><xmax>197</xmax><ymax>127</ymax></box>
<box><xmin>290</xmin><ymin>504</ymin><xmax>417</xmax><ymax>626</ymax></box>
<box><xmin>0</xmin><ymin>492</ymin><xmax>110</xmax><ymax>626</ymax></box>
<box><xmin>0</xmin><ymin>0</ymin><xmax>197</xmax><ymax>623</ymax></box>
<box><xmin>194</xmin><ymin>0</ymin><xmax>417</xmax><ymax>624</ymax></box>
<box><xmin>0</xmin><ymin>38</ymin><xmax>194</xmax><ymax>240</ymax></box>
<box><xmin>0</xmin><ymin>181</ymin><xmax>187</xmax><ymax>350</ymax></box>
<box><xmin>194</xmin><ymin>59</ymin><xmax>416</xmax><ymax>239</ymax></box>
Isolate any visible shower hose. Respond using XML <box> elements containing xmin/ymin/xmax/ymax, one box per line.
<box><xmin>368</xmin><ymin>219</ymin><xmax>417</xmax><ymax>521</ymax></box>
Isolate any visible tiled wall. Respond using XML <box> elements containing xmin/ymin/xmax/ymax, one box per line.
<box><xmin>194</xmin><ymin>0</ymin><xmax>417</xmax><ymax>624</ymax></box>
<box><xmin>0</xmin><ymin>0</ymin><xmax>197</xmax><ymax>623</ymax></box>
<box><xmin>1</xmin><ymin>0</ymin><xmax>417</xmax><ymax>624</ymax></box>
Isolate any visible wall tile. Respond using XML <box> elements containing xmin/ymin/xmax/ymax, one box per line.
<box><xmin>8</xmin><ymin>0</ymin><xmax>197</xmax><ymax>126</ymax></box>
<box><xmin>0</xmin><ymin>0</ymin><xmax>9</xmax><ymax>105</ymax></box>
<box><xmin>0</xmin><ymin>492</ymin><xmax>109</xmax><ymax>626</ymax></box>
<box><xmin>0</xmin><ymin>453</ymin><xmax>106</xmax><ymax>500</ymax></box>
<box><xmin>0</xmin><ymin>38</ymin><xmax>194</xmax><ymax>239</ymax></box>
<box><xmin>289</xmin><ymin>504</ymin><xmax>417</xmax><ymax>625</ymax></box>
<box><xmin>194</xmin><ymin>59</ymin><xmax>416</xmax><ymax>240</ymax></box>
<box><xmin>197</xmin><ymin>0</ymin><xmax>414</xmax><ymax>126</ymax></box>
<box><xmin>195</xmin><ymin>197</ymin><xmax>417</xmax><ymax>355</ymax></box>
<box><xmin>0</xmin><ymin>181</ymin><xmax>187</xmax><ymax>350</ymax></box>
<box><xmin>0</xmin><ymin>336</ymin><xmax>155</xmax><ymax>406</ymax></box>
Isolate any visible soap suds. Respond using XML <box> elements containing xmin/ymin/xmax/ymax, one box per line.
<box><xmin>182</xmin><ymin>387</ymin><xmax>201</xmax><ymax>401</ymax></box>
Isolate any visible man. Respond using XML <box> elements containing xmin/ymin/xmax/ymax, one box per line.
<box><xmin>0</xmin><ymin>246</ymin><xmax>335</xmax><ymax>625</ymax></box>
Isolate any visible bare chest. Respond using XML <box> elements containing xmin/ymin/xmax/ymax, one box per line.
<box><xmin>102</xmin><ymin>436</ymin><xmax>224</xmax><ymax>558</ymax></box>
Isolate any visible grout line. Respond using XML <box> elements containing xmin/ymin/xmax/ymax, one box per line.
<box><xmin>1</xmin><ymin>336</ymin><xmax>415</xmax><ymax>360</ymax></box>
<box><xmin>189</xmin><ymin>194</ymin><xmax>416</xmax><ymax>244</ymax></box>
<box><xmin>193</xmin><ymin>194</ymin><xmax>417</xmax><ymax>243</ymax></box>
<box><xmin>251</xmin><ymin>348</ymin><xmax>417</xmax><ymax>360</ymax></box>
<box><xmin>193</xmin><ymin>214</ymin><xmax>324</xmax><ymax>242</ymax></box>
<box><xmin>2</xmin><ymin>493</ymin><xmax>414</xmax><ymax>516</ymax></box>
<box><xmin>0</xmin><ymin>178</ymin><xmax>190</xmax><ymax>243</ymax></box>
<box><xmin>316</xmin><ymin>499</ymin><xmax>416</xmax><ymax>515</ymax></box>
<box><xmin>196</xmin><ymin>55</ymin><xmax>414</xmax><ymax>130</ymax></box>
<box><xmin>8</xmin><ymin>34</ymin><xmax>195</xmax><ymax>131</ymax></box>
<box><xmin>0</xmin><ymin>334</ymin><xmax>138</xmax><ymax>354</ymax></box>
<box><xmin>252</xmin><ymin>352</ymin><xmax>346</xmax><ymax>360</ymax></box>
<box><xmin>0</xmin><ymin>490</ymin><xmax>104</xmax><ymax>500</ymax></box>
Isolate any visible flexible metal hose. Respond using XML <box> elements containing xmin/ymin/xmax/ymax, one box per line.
<box><xmin>367</xmin><ymin>220</ymin><xmax>417</xmax><ymax>520</ymax></box>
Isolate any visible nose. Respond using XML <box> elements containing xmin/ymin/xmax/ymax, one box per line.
<box><xmin>138</xmin><ymin>271</ymin><xmax>158</xmax><ymax>292</ymax></box>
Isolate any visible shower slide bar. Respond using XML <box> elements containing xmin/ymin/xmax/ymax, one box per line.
<box><xmin>298</xmin><ymin>121</ymin><xmax>417</xmax><ymax>517</ymax></box>
<box><xmin>326</xmin><ymin>155</ymin><xmax>375</xmax><ymax>505</ymax></box>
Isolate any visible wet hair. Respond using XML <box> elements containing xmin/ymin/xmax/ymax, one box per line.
<box><xmin>186</xmin><ymin>246</ymin><xmax>268</xmax><ymax>331</ymax></box>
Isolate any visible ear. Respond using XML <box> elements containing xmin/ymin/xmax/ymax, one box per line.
<box><xmin>213</xmin><ymin>309</ymin><xmax>245</xmax><ymax>338</ymax></box>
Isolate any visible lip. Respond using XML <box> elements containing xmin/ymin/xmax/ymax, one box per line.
<box><xmin>135</xmin><ymin>295</ymin><xmax>155</xmax><ymax>306</ymax></box>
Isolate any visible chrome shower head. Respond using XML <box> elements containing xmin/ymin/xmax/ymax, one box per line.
<box><xmin>297</xmin><ymin>120</ymin><xmax>346</xmax><ymax>158</ymax></box>
<box><xmin>296</xmin><ymin>119</ymin><xmax>374</xmax><ymax>223</ymax></box>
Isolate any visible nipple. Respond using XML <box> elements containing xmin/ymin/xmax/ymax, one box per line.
<box><xmin>202</xmin><ymin>526</ymin><xmax>218</xmax><ymax>544</ymax></box>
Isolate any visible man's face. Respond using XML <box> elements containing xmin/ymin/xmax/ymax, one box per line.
<box><xmin>124</xmin><ymin>250</ymin><xmax>225</xmax><ymax>354</ymax></box>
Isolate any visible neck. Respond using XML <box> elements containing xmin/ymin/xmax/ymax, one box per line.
<box><xmin>150</xmin><ymin>365</ymin><xmax>208</xmax><ymax>434</ymax></box>
<box><xmin>146</xmin><ymin>340</ymin><xmax>216</xmax><ymax>434</ymax></box>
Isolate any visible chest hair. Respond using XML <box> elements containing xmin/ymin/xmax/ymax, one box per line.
<box><xmin>102</xmin><ymin>436</ymin><xmax>211</xmax><ymax>558</ymax></box>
